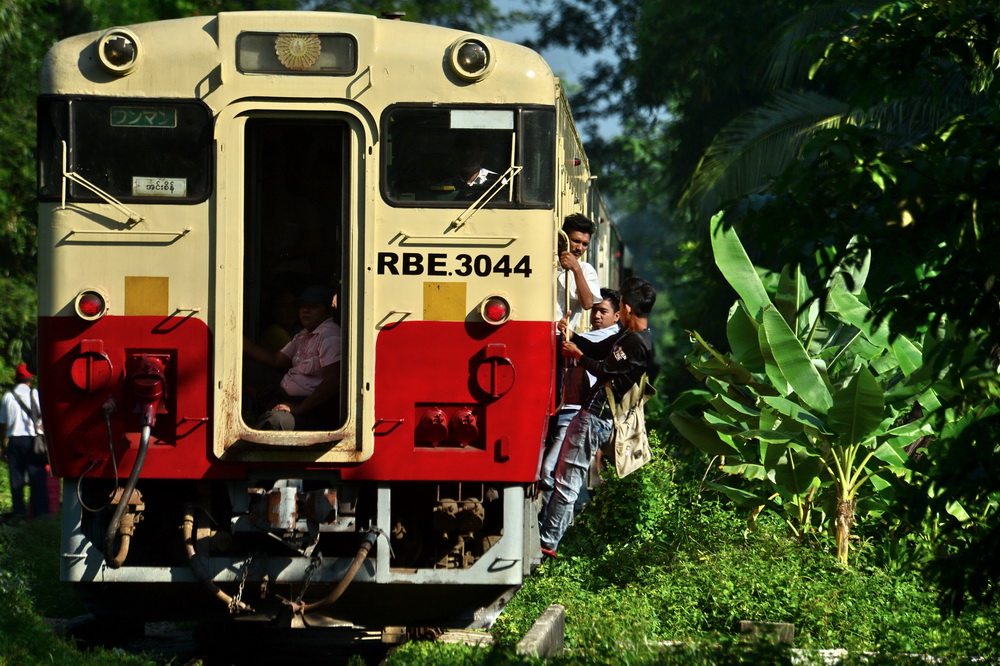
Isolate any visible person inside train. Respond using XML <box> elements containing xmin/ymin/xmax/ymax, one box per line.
<box><xmin>243</xmin><ymin>284</ymin><xmax>341</xmax><ymax>430</ymax></box>
<box><xmin>539</xmin><ymin>276</ymin><xmax>657</xmax><ymax>557</ymax></box>
<box><xmin>430</xmin><ymin>132</ymin><xmax>501</xmax><ymax>200</ymax></box>
<box><xmin>556</xmin><ymin>213</ymin><xmax>601</xmax><ymax>333</ymax></box>
<box><xmin>538</xmin><ymin>287</ymin><xmax>623</xmax><ymax>509</ymax></box>
<box><xmin>259</xmin><ymin>286</ymin><xmax>302</xmax><ymax>352</ymax></box>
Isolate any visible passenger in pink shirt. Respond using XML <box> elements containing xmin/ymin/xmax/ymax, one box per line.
<box><xmin>244</xmin><ymin>285</ymin><xmax>341</xmax><ymax>430</ymax></box>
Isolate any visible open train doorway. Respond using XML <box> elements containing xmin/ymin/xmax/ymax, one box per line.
<box><xmin>240</xmin><ymin>117</ymin><xmax>348</xmax><ymax>433</ymax></box>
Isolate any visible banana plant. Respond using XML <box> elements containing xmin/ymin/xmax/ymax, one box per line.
<box><xmin>670</xmin><ymin>215</ymin><xmax>937</xmax><ymax>564</ymax></box>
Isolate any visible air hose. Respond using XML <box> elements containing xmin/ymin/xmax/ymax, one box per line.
<box><xmin>288</xmin><ymin>530</ymin><xmax>378</xmax><ymax>616</ymax></box>
<box><xmin>181</xmin><ymin>504</ymin><xmax>251</xmax><ymax>613</ymax></box>
<box><xmin>103</xmin><ymin>423</ymin><xmax>150</xmax><ymax>568</ymax></box>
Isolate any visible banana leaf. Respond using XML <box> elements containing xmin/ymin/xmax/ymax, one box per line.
<box><xmin>762</xmin><ymin>306</ymin><xmax>833</xmax><ymax>413</ymax></box>
<box><xmin>827</xmin><ymin>285</ymin><xmax>892</xmax><ymax>349</ymax></box>
<box><xmin>710</xmin><ymin>392</ymin><xmax>761</xmax><ymax>422</ymax></box>
<box><xmin>711</xmin><ymin>213</ymin><xmax>771</xmax><ymax>318</ymax></box>
<box><xmin>827</xmin><ymin>365</ymin><xmax>884</xmax><ymax>444</ymax></box>
<box><xmin>759</xmin><ymin>395</ymin><xmax>828</xmax><ymax>431</ymax></box>
<box><xmin>759</xmin><ymin>317</ymin><xmax>792</xmax><ymax>395</ymax></box>
<box><xmin>727</xmin><ymin>302</ymin><xmax>765</xmax><ymax>371</ymax></box>
<box><xmin>775</xmin><ymin>264</ymin><xmax>816</xmax><ymax>336</ymax></box>
<box><xmin>706</xmin><ymin>480</ymin><xmax>783</xmax><ymax>511</ymax></box>
<box><xmin>770</xmin><ymin>448</ymin><xmax>822</xmax><ymax>494</ymax></box>
<box><xmin>891</xmin><ymin>335</ymin><xmax>923</xmax><ymax>377</ymax></box>
<box><xmin>703</xmin><ymin>410</ymin><xmax>745</xmax><ymax>436</ymax></box>
<box><xmin>741</xmin><ymin>429</ymin><xmax>811</xmax><ymax>446</ymax></box>
<box><xmin>668</xmin><ymin>389</ymin><xmax>713</xmax><ymax>412</ymax></box>
<box><xmin>872</xmin><ymin>439</ymin><xmax>909</xmax><ymax>466</ymax></box>
<box><xmin>830</xmin><ymin>239</ymin><xmax>871</xmax><ymax>296</ymax></box>
<box><xmin>670</xmin><ymin>411</ymin><xmax>743</xmax><ymax>456</ymax></box>
<box><xmin>721</xmin><ymin>462</ymin><xmax>769</xmax><ymax>480</ymax></box>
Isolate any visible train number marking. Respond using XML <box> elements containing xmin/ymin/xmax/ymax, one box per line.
<box><xmin>377</xmin><ymin>252</ymin><xmax>532</xmax><ymax>278</ymax></box>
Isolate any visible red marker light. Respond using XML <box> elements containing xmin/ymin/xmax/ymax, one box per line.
<box><xmin>481</xmin><ymin>296</ymin><xmax>510</xmax><ymax>325</ymax></box>
<box><xmin>76</xmin><ymin>291</ymin><xmax>108</xmax><ymax>320</ymax></box>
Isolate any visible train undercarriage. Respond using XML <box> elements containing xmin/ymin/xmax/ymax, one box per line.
<box><xmin>63</xmin><ymin>476</ymin><xmax>542</xmax><ymax>629</ymax></box>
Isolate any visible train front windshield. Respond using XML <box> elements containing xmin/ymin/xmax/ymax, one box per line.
<box><xmin>383</xmin><ymin>106</ymin><xmax>555</xmax><ymax>207</ymax></box>
<box><xmin>37</xmin><ymin>97</ymin><xmax>213</xmax><ymax>203</ymax></box>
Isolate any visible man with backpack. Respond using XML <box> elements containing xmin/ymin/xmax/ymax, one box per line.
<box><xmin>1</xmin><ymin>364</ymin><xmax>49</xmax><ymax>519</ymax></box>
<box><xmin>539</xmin><ymin>277</ymin><xmax>656</xmax><ymax>556</ymax></box>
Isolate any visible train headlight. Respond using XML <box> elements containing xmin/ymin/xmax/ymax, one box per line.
<box><xmin>479</xmin><ymin>296</ymin><xmax>510</xmax><ymax>325</ymax></box>
<box><xmin>97</xmin><ymin>28</ymin><xmax>143</xmax><ymax>76</ymax></box>
<box><xmin>448</xmin><ymin>36</ymin><xmax>494</xmax><ymax>81</ymax></box>
<box><xmin>75</xmin><ymin>289</ymin><xmax>109</xmax><ymax>321</ymax></box>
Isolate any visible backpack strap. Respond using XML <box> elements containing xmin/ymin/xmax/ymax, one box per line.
<box><xmin>10</xmin><ymin>389</ymin><xmax>40</xmax><ymax>427</ymax></box>
<box><xmin>604</xmin><ymin>373</ymin><xmax>649</xmax><ymax>419</ymax></box>
<box><xmin>11</xmin><ymin>390</ymin><xmax>32</xmax><ymax>418</ymax></box>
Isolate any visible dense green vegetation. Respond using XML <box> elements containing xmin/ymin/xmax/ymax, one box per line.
<box><xmin>388</xmin><ymin>437</ymin><xmax>1000</xmax><ymax>663</ymax></box>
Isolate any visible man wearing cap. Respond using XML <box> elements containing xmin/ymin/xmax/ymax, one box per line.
<box><xmin>1</xmin><ymin>364</ymin><xmax>49</xmax><ymax>519</ymax></box>
<box><xmin>244</xmin><ymin>285</ymin><xmax>341</xmax><ymax>430</ymax></box>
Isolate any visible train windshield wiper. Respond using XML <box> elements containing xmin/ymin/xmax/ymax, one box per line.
<box><xmin>448</xmin><ymin>164</ymin><xmax>522</xmax><ymax>232</ymax></box>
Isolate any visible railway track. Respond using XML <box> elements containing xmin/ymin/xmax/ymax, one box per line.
<box><xmin>51</xmin><ymin>616</ymin><xmax>394</xmax><ymax>664</ymax></box>
<box><xmin>48</xmin><ymin>604</ymin><xmax>564</xmax><ymax>664</ymax></box>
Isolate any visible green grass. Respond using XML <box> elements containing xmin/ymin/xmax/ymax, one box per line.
<box><xmin>1</xmin><ymin>464</ymin><xmax>139</xmax><ymax>664</ymax></box>
<box><xmin>389</xmin><ymin>434</ymin><xmax>1000</xmax><ymax>664</ymax></box>
<box><xmin>0</xmin><ymin>462</ymin><xmax>11</xmax><ymax>515</ymax></box>
<box><xmin>0</xmin><ymin>519</ymin><xmax>146</xmax><ymax>665</ymax></box>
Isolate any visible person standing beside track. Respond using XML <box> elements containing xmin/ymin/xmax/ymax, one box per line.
<box><xmin>539</xmin><ymin>277</ymin><xmax>657</xmax><ymax>557</ymax></box>
<box><xmin>1</xmin><ymin>364</ymin><xmax>49</xmax><ymax>520</ymax></box>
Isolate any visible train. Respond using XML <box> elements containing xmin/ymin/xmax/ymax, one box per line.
<box><xmin>35</xmin><ymin>11</ymin><xmax>627</xmax><ymax>632</ymax></box>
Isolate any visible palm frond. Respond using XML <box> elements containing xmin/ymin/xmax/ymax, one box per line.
<box><xmin>763</xmin><ymin>1</ymin><xmax>890</xmax><ymax>89</ymax></box>
<box><xmin>682</xmin><ymin>90</ymin><xmax>849</xmax><ymax>219</ymax></box>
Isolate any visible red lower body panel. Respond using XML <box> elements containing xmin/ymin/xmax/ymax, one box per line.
<box><xmin>38</xmin><ymin>316</ymin><xmax>556</xmax><ymax>483</ymax></box>
<box><xmin>344</xmin><ymin>319</ymin><xmax>555</xmax><ymax>482</ymax></box>
<box><xmin>38</xmin><ymin>315</ymin><xmax>213</xmax><ymax>479</ymax></box>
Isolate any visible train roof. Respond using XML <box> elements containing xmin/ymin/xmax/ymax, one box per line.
<box><xmin>40</xmin><ymin>12</ymin><xmax>557</xmax><ymax>107</ymax></box>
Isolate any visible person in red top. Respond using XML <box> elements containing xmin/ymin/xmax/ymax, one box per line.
<box><xmin>244</xmin><ymin>285</ymin><xmax>341</xmax><ymax>430</ymax></box>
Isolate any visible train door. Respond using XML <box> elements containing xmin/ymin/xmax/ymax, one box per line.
<box><xmin>240</xmin><ymin>118</ymin><xmax>348</xmax><ymax>433</ymax></box>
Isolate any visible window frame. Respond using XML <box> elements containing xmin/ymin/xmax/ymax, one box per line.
<box><xmin>379</xmin><ymin>103</ymin><xmax>556</xmax><ymax>210</ymax></box>
<box><xmin>37</xmin><ymin>95</ymin><xmax>215</xmax><ymax>205</ymax></box>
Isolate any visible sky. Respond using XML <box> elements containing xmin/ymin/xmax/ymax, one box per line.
<box><xmin>488</xmin><ymin>3</ymin><xmax>620</xmax><ymax>140</ymax></box>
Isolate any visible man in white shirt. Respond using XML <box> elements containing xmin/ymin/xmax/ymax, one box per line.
<box><xmin>1</xmin><ymin>364</ymin><xmax>49</xmax><ymax>519</ymax></box>
<box><xmin>555</xmin><ymin>213</ymin><xmax>601</xmax><ymax>332</ymax></box>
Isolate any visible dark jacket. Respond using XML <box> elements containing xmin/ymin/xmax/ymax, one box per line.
<box><xmin>574</xmin><ymin>328</ymin><xmax>654</xmax><ymax>420</ymax></box>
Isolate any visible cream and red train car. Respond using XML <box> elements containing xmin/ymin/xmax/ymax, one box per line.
<box><xmin>36</xmin><ymin>11</ymin><xmax>620</xmax><ymax>628</ymax></box>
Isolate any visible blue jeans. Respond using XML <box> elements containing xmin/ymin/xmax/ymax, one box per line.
<box><xmin>538</xmin><ymin>410</ymin><xmax>610</xmax><ymax>551</ymax></box>
<box><xmin>537</xmin><ymin>409</ymin><xmax>579</xmax><ymax>508</ymax></box>
<box><xmin>5</xmin><ymin>435</ymin><xmax>49</xmax><ymax>518</ymax></box>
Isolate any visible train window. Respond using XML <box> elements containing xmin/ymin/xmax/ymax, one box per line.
<box><xmin>37</xmin><ymin>97</ymin><xmax>212</xmax><ymax>203</ymax></box>
<box><xmin>519</xmin><ymin>109</ymin><xmax>557</xmax><ymax>205</ymax></box>
<box><xmin>241</xmin><ymin>118</ymin><xmax>347</xmax><ymax>434</ymax></box>
<box><xmin>383</xmin><ymin>106</ymin><xmax>555</xmax><ymax>207</ymax></box>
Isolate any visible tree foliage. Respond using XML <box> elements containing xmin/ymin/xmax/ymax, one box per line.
<box><xmin>524</xmin><ymin>0</ymin><xmax>1000</xmax><ymax>612</ymax></box>
<box><xmin>704</xmin><ymin>0</ymin><xmax>1000</xmax><ymax>612</ymax></box>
